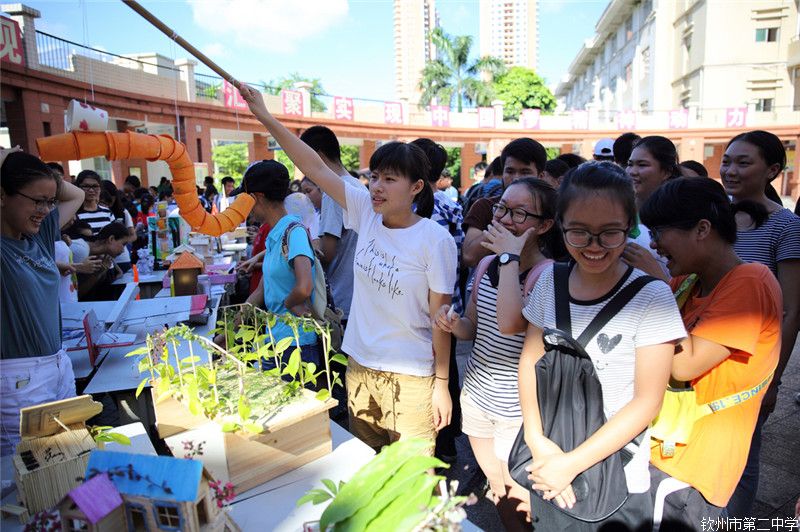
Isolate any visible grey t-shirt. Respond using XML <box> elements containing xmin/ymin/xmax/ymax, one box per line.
<box><xmin>1</xmin><ymin>208</ymin><xmax>62</xmax><ymax>358</ymax></box>
<box><xmin>318</xmin><ymin>174</ymin><xmax>363</xmax><ymax>319</ymax></box>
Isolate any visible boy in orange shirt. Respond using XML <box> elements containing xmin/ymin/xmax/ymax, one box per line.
<box><xmin>641</xmin><ymin>178</ymin><xmax>781</xmax><ymax>530</ymax></box>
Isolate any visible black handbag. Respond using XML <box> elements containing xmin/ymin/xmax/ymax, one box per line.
<box><xmin>508</xmin><ymin>262</ymin><xmax>653</xmax><ymax>523</ymax></box>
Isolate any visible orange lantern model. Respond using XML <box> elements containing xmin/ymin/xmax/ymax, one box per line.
<box><xmin>36</xmin><ymin>131</ymin><xmax>255</xmax><ymax>236</ymax></box>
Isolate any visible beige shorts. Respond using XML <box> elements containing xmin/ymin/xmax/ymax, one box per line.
<box><xmin>460</xmin><ymin>391</ymin><xmax>523</xmax><ymax>462</ymax></box>
<box><xmin>346</xmin><ymin>357</ymin><xmax>435</xmax><ymax>453</ymax></box>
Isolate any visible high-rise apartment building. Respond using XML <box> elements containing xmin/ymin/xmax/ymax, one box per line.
<box><xmin>394</xmin><ymin>0</ymin><xmax>439</xmax><ymax>103</ymax></box>
<box><xmin>556</xmin><ymin>0</ymin><xmax>799</xmax><ymax>124</ymax></box>
<box><xmin>479</xmin><ymin>0</ymin><xmax>538</xmax><ymax>70</ymax></box>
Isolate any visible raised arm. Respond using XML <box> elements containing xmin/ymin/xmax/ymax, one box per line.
<box><xmin>58</xmin><ymin>179</ymin><xmax>85</xmax><ymax>229</ymax></box>
<box><xmin>236</xmin><ymin>83</ymin><xmax>346</xmax><ymax>208</ymax></box>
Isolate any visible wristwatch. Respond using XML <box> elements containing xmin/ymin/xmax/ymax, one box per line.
<box><xmin>498</xmin><ymin>253</ymin><xmax>520</xmax><ymax>266</ymax></box>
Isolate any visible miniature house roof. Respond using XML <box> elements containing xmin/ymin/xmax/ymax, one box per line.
<box><xmin>85</xmin><ymin>450</ymin><xmax>203</xmax><ymax>502</ymax></box>
<box><xmin>65</xmin><ymin>473</ymin><xmax>123</xmax><ymax>524</ymax></box>
<box><xmin>168</xmin><ymin>251</ymin><xmax>205</xmax><ymax>272</ymax></box>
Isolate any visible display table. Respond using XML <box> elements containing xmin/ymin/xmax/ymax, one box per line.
<box><xmin>112</xmin><ymin>269</ymin><xmax>167</xmax><ymax>299</ymax></box>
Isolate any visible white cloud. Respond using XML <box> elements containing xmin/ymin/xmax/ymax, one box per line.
<box><xmin>187</xmin><ymin>0</ymin><xmax>349</xmax><ymax>53</ymax></box>
<box><xmin>201</xmin><ymin>42</ymin><xmax>227</xmax><ymax>59</ymax></box>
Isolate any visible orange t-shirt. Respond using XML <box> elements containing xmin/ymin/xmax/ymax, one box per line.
<box><xmin>650</xmin><ymin>263</ymin><xmax>781</xmax><ymax>507</ymax></box>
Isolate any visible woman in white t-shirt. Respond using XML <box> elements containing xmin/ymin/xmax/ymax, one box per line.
<box><xmin>519</xmin><ymin>162</ymin><xmax>685</xmax><ymax>530</ymax></box>
<box><xmin>237</xmin><ymin>83</ymin><xmax>457</xmax><ymax>452</ymax></box>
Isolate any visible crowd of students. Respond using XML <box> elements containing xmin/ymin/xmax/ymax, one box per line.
<box><xmin>1</xmin><ymin>83</ymin><xmax>798</xmax><ymax>529</ymax></box>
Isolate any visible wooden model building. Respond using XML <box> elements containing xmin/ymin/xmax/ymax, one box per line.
<box><xmin>13</xmin><ymin>395</ymin><xmax>102</xmax><ymax>520</ymax></box>
<box><xmin>83</xmin><ymin>450</ymin><xmax>239</xmax><ymax>532</ymax></box>
<box><xmin>169</xmin><ymin>251</ymin><xmax>206</xmax><ymax>296</ymax></box>
<box><xmin>56</xmin><ymin>473</ymin><xmax>125</xmax><ymax>531</ymax></box>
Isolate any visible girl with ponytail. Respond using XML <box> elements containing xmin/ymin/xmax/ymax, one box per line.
<box><xmin>236</xmin><ymin>83</ymin><xmax>458</xmax><ymax>453</ymax></box>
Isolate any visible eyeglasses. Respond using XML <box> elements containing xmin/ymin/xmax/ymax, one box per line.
<box><xmin>17</xmin><ymin>191</ymin><xmax>58</xmax><ymax>212</ymax></box>
<box><xmin>648</xmin><ymin>223</ymin><xmax>696</xmax><ymax>243</ymax></box>
<box><xmin>79</xmin><ymin>184</ymin><xmax>100</xmax><ymax>190</ymax></box>
<box><xmin>492</xmin><ymin>203</ymin><xmax>545</xmax><ymax>224</ymax></box>
<box><xmin>562</xmin><ymin>228</ymin><xmax>628</xmax><ymax>249</ymax></box>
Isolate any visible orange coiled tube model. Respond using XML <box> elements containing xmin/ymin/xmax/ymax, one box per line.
<box><xmin>36</xmin><ymin>131</ymin><xmax>255</xmax><ymax>236</ymax></box>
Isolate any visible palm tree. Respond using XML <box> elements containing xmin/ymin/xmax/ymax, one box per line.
<box><xmin>418</xmin><ymin>28</ymin><xmax>506</xmax><ymax>112</ymax></box>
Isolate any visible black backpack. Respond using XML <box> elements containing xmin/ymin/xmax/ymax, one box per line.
<box><xmin>508</xmin><ymin>262</ymin><xmax>655</xmax><ymax>523</ymax></box>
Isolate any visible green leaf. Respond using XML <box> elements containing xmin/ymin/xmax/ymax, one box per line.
<box><xmin>221</xmin><ymin>421</ymin><xmax>239</xmax><ymax>433</ymax></box>
<box><xmin>125</xmin><ymin>346</ymin><xmax>149</xmax><ymax>358</ymax></box>
<box><xmin>321</xmin><ymin>478</ymin><xmax>338</xmax><ymax>495</ymax></box>
<box><xmin>243</xmin><ymin>422</ymin><xmax>263</xmax><ymax>434</ymax></box>
<box><xmin>157</xmin><ymin>378</ymin><xmax>171</xmax><ymax>396</ymax></box>
<box><xmin>188</xmin><ymin>397</ymin><xmax>201</xmax><ymax>416</ymax></box>
<box><xmin>362</xmin><ymin>473</ymin><xmax>439</xmax><ymax>532</ymax></box>
<box><xmin>181</xmin><ymin>356</ymin><xmax>201</xmax><ymax>365</ymax></box>
<box><xmin>282</xmin><ymin>347</ymin><xmax>301</xmax><ymax>377</ymax></box>
<box><xmin>274</xmin><ymin>336</ymin><xmax>293</xmax><ymax>355</ymax></box>
<box><xmin>238</xmin><ymin>396</ymin><xmax>252</xmax><ymax>421</ymax></box>
<box><xmin>108</xmin><ymin>433</ymin><xmax>132</xmax><ymax>446</ymax></box>
<box><xmin>330</xmin><ymin>354</ymin><xmax>348</xmax><ymax>366</ymax></box>
<box><xmin>135</xmin><ymin>377</ymin><xmax>149</xmax><ymax>398</ymax></box>
<box><xmin>155</xmin><ymin>388</ymin><xmax>174</xmax><ymax>404</ymax></box>
<box><xmin>342</xmin><ymin>456</ymin><xmax>444</xmax><ymax>531</ymax></box>
<box><xmin>319</xmin><ymin>439</ymin><xmax>436</xmax><ymax>530</ymax></box>
<box><xmin>315</xmin><ymin>389</ymin><xmax>331</xmax><ymax>402</ymax></box>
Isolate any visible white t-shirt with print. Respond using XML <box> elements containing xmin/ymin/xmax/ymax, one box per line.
<box><xmin>523</xmin><ymin>264</ymin><xmax>686</xmax><ymax>494</ymax></box>
<box><xmin>55</xmin><ymin>240</ymin><xmax>78</xmax><ymax>303</ymax></box>
<box><xmin>342</xmin><ymin>183</ymin><xmax>458</xmax><ymax>377</ymax></box>
<box><xmin>70</xmin><ymin>239</ymin><xmax>91</xmax><ymax>265</ymax></box>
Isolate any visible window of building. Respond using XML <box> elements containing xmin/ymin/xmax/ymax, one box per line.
<box><xmin>625</xmin><ymin>17</ymin><xmax>633</xmax><ymax>41</ymax></box>
<box><xmin>755</xmin><ymin>27</ymin><xmax>779</xmax><ymax>42</ymax></box>
<box><xmin>66</xmin><ymin>519</ymin><xmax>89</xmax><ymax>532</ymax></box>
<box><xmin>641</xmin><ymin>47</ymin><xmax>651</xmax><ymax>79</ymax></box>
<box><xmin>154</xmin><ymin>503</ymin><xmax>182</xmax><ymax>530</ymax></box>
<box><xmin>640</xmin><ymin>100</ymin><xmax>650</xmax><ymax>113</ymax></box>
<box><xmin>755</xmin><ymin>98</ymin><xmax>774</xmax><ymax>112</ymax></box>
<box><xmin>126</xmin><ymin>503</ymin><xmax>148</xmax><ymax>531</ymax></box>
<box><xmin>625</xmin><ymin>63</ymin><xmax>632</xmax><ymax>83</ymax></box>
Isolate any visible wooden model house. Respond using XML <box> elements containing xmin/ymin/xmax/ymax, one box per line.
<box><xmin>57</xmin><ymin>473</ymin><xmax>125</xmax><ymax>531</ymax></box>
<box><xmin>13</xmin><ymin>395</ymin><xmax>102</xmax><ymax>520</ymax></box>
<box><xmin>169</xmin><ymin>251</ymin><xmax>205</xmax><ymax>296</ymax></box>
<box><xmin>84</xmin><ymin>450</ymin><xmax>239</xmax><ymax>532</ymax></box>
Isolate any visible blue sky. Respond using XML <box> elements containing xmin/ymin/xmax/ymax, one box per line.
<box><xmin>26</xmin><ymin>0</ymin><xmax>607</xmax><ymax>103</ymax></box>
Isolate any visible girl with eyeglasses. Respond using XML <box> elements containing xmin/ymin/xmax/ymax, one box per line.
<box><xmin>436</xmin><ymin>177</ymin><xmax>559</xmax><ymax>530</ymax></box>
<box><xmin>0</xmin><ymin>148</ymin><xmax>85</xmax><ymax>456</ymax></box>
<box><xmin>518</xmin><ymin>162</ymin><xmax>686</xmax><ymax>529</ymax></box>
<box><xmin>640</xmin><ymin>177</ymin><xmax>781</xmax><ymax>529</ymax></box>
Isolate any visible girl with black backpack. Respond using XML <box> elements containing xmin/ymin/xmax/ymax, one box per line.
<box><xmin>518</xmin><ymin>162</ymin><xmax>686</xmax><ymax>529</ymax></box>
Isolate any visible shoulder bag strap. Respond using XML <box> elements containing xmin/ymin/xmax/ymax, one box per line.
<box><xmin>523</xmin><ymin>259</ymin><xmax>554</xmax><ymax>297</ymax></box>
<box><xmin>575</xmin><ymin>275</ymin><xmax>658</xmax><ymax>347</ymax></box>
<box><xmin>553</xmin><ymin>262</ymin><xmax>572</xmax><ymax>336</ymax></box>
<box><xmin>470</xmin><ymin>254</ymin><xmax>496</xmax><ymax>305</ymax></box>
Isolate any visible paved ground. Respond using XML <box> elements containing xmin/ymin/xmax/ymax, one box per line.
<box><xmin>447</xmin><ymin>337</ymin><xmax>800</xmax><ymax>530</ymax></box>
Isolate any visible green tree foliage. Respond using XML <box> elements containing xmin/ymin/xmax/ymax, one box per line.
<box><xmin>340</xmin><ymin>145</ymin><xmax>361</xmax><ymax>172</ymax></box>
<box><xmin>212</xmin><ymin>143</ymin><xmax>248</xmax><ymax>178</ymax></box>
<box><xmin>492</xmin><ymin>66</ymin><xmax>557</xmax><ymax>121</ymax></box>
<box><xmin>445</xmin><ymin>147</ymin><xmax>461</xmax><ymax>188</ymax></box>
<box><xmin>418</xmin><ymin>28</ymin><xmax>506</xmax><ymax>112</ymax></box>
<box><xmin>263</xmin><ymin>73</ymin><xmax>328</xmax><ymax>112</ymax></box>
<box><xmin>274</xmin><ymin>150</ymin><xmax>296</xmax><ymax>178</ymax></box>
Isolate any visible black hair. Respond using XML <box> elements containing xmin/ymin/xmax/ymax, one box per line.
<box><xmin>487</xmin><ymin>156</ymin><xmax>503</xmax><ymax>178</ymax></box>
<box><xmin>369</xmin><ymin>141</ymin><xmax>433</xmax><ymax>218</ymax></box>
<box><xmin>726</xmin><ymin>130</ymin><xmax>786</xmax><ymax>181</ymax></box>
<box><xmin>75</xmin><ymin>169</ymin><xmax>102</xmax><ymax>187</ymax></box>
<box><xmin>96</xmin><ymin>221</ymin><xmax>129</xmax><ymax>242</ymax></box>
<box><xmin>133</xmin><ymin>187</ymin><xmax>150</xmax><ymax>200</ymax></box>
<box><xmin>221</xmin><ymin>176</ymin><xmax>235</xmax><ymax>185</ymax></box>
<box><xmin>1</xmin><ymin>151</ymin><xmax>57</xmax><ymax>195</ymax></box>
<box><xmin>288</xmin><ymin>179</ymin><xmax>302</xmax><ymax>194</ymax></box>
<box><xmin>139</xmin><ymin>192</ymin><xmax>155</xmax><ymax>213</ymax></box>
<box><xmin>500</xmin><ymin>138</ymin><xmax>547</xmax><ymax>176</ymax></box>
<box><xmin>556</xmin><ymin>153</ymin><xmax>586</xmax><ymax>169</ymax></box>
<box><xmin>159</xmin><ymin>186</ymin><xmax>174</xmax><ymax>201</ymax></box>
<box><xmin>474</xmin><ymin>161</ymin><xmax>488</xmax><ymax>172</ymax></box>
<box><xmin>66</xmin><ymin>220</ymin><xmax>93</xmax><ymax>240</ymax></box>
<box><xmin>410</xmin><ymin>138</ymin><xmax>448</xmax><ymax>183</ymax></box>
<box><xmin>613</xmin><ymin>132</ymin><xmax>641</xmax><ymax>166</ymax></box>
<box><xmin>679</xmin><ymin>160</ymin><xmax>709</xmax><ymax>178</ymax></box>
<box><xmin>544</xmin><ymin>159</ymin><xmax>570</xmax><ymax>180</ymax></box>
<box><xmin>505</xmin><ymin>177</ymin><xmax>564</xmax><ymax>259</ymax></box>
<box><xmin>632</xmin><ymin>136</ymin><xmax>681</xmax><ymax>178</ymax></box>
<box><xmin>204</xmin><ymin>184</ymin><xmax>219</xmax><ymax>199</ymax></box>
<box><xmin>203</xmin><ymin>176</ymin><xmax>214</xmax><ymax>186</ymax></box>
<box><xmin>300</xmin><ymin>176</ymin><xmax>319</xmax><ymax>188</ymax></box>
<box><xmin>125</xmin><ymin>174</ymin><xmax>141</xmax><ymax>188</ymax></box>
<box><xmin>300</xmin><ymin>125</ymin><xmax>342</xmax><ymax>163</ymax></box>
<box><xmin>46</xmin><ymin>162</ymin><xmax>65</xmax><ymax>177</ymax></box>
<box><xmin>641</xmin><ymin>177</ymin><xmax>737</xmax><ymax>245</ymax></box>
<box><xmin>557</xmin><ymin>161</ymin><xmax>637</xmax><ymax>228</ymax></box>
<box><xmin>100</xmin><ymin>180</ymin><xmax>126</xmax><ymax>219</ymax></box>
<box><xmin>159</xmin><ymin>177</ymin><xmax>168</xmax><ymax>185</ymax></box>
<box><xmin>349</xmin><ymin>170</ymin><xmax>359</xmax><ymax>179</ymax></box>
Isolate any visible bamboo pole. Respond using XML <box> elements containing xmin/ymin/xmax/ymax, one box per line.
<box><xmin>122</xmin><ymin>0</ymin><xmax>236</xmax><ymax>83</ymax></box>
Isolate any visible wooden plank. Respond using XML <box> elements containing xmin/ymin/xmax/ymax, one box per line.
<box><xmin>19</xmin><ymin>395</ymin><xmax>102</xmax><ymax>439</ymax></box>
